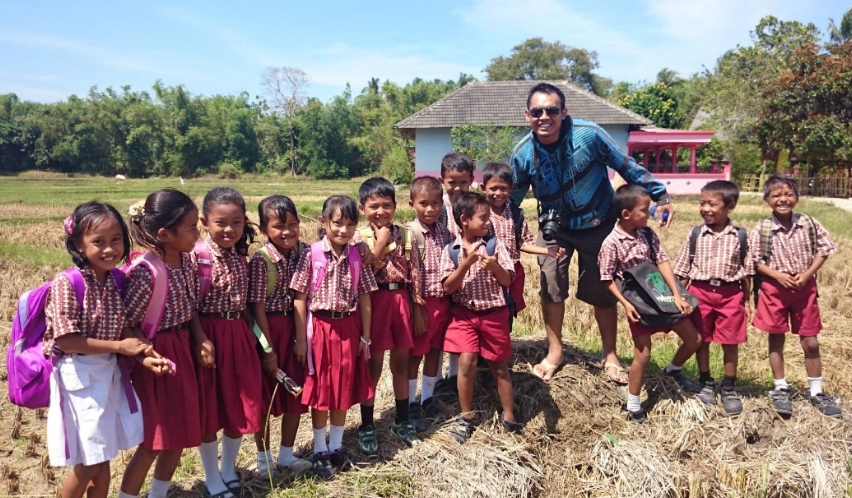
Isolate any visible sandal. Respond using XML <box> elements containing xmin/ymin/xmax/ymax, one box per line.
<box><xmin>203</xmin><ymin>486</ymin><xmax>233</xmax><ymax>498</ymax></box>
<box><xmin>222</xmin><ymin>478</ymin><xmax>242</xmax><ymax>498</ymax></box>
<box><xmin>532</xmin><ymin>358</ymin><xmax>562</xmax><ymax>380</ymax></box>
<box><xmin>602</xmin><ymin>362</ymin><xmax>629</xmax><ymax>385</ymax></box>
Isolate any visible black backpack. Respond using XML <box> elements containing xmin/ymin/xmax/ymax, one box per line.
<box><xmin>447</xmin><ymin>235</ymin><xmax>517</xmax><ymax>318</ymax></box>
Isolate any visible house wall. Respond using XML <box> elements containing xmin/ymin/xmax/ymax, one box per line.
<box><xmin>601</xmin><ymin>125</ymin><xmax>629</xmax><ymax>153</ymax></box>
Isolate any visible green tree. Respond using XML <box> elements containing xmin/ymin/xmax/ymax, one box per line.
<box><xmin>828</xmin><ymin>7</ymin><xmax>852</xmax><ymax>44</ymax></box>
<box><xmin>617</xmin><ymin>83</ymin><xmax>685</xmax><ymax>129</ymax></box>
<box><xmin>450</xmin><ymin>124</ymin><xmax>519</xmax><ymax>165</ymax></box>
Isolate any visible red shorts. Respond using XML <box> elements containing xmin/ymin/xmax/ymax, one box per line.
<box><xmin>509</xmin><ymin>261</ymin><xmax>526</xmax><ymax>315</ymax></box>
<box><xmin>443</xmin><ymin>306</ymin><xmax>511</xmax><ymax>362</ymax></box>
<box><xmin>411</xmin><ymin>296</ymin><xmax>451</xmax><ymax>357</ymax></box>
<box><xmin>688</xmin><ymin>281</ymin><xmax>747</xmax><ymax>345</ymax></box>
<box><xmin>369</xmin><ymin>288</ymin><xmax>414</xmax><ymax>353</ymax></box>
<box><xmin>629</xmin><ymin>317</ymin><xmax>688</xmax><ymax>340</ymax></box>
<box><xmin>753</xmin><ymin>277</ymin><xmax>821</xmax><ymax>336</ymax></box>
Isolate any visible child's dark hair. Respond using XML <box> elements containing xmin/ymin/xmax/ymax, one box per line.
<box><xmin>318</xmin><ymin>195</ymin><xmax>359</xmax><ymax>239</ymax></box>
<box><xmin>482</xmin><ymin>162</ymin><xmax>513</xmax><ymax>188</ymax></box>
<box><xmin>410</xmin><ymin>176</ymin><xmax>443</xmax><ymax>200</ymax></box>
<box><xmin>129</xmin><ymin>189</ymin><xmax>197</xmax><ymax>255</ymax></box>
<box><xmin>440</xmin><ymin>152</ymin><xmax>475</xmax><ymax>178</ymax></box>
<box><xmin>452</xmin><ymin>191</ymin><xmax>490</xmax><ymax>228</ymax></box>
<box><xmin>258</xmin><ymin>195</ymin><xmax>299</xmax><ymax>231</ymax></box>
<box><xmin>763</xmin><ymin>174</ymin><xmax>799</xmax><ymax>200</ymax></box>
<box><xmin>613</xmin><ymin>184</ymin><xmax>650</xmax><ymax>215</ymax></box>
<box><xmin>527</xmin><ymin>82</ymin><xmax>566</xmax><ymax>109</ymax></box>
<box><xmin>202</xmin><ymin>187</ymin><xmax>257</xmax><ymax>255</ymax></box>
<box><xmin>358</xmin><ymin>177</ymin><xmax>396</xmax><ymax>206</ymax></box>
<box><xmin>701</xmin><ymin>180</ymin><xmax>740</xmax><ymax>206</ymax></box>
<box><xmin>65</xmin><ymin>201</ymin><xmax>131</xmax><ymax>268</ymax></box>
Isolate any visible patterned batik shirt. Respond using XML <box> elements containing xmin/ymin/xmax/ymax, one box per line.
<box><xmin>749</xmin><ymin>213</ymin><xmax>837</xmax><ymax>275</ymax></box>
<box><xmin>443</xmin><ymin>193</ymin><xmax>461</xmax><ymax>238</ymax></box>
<box><xmin>44</xmin><ymin>267</ymin><xmax>126</xmax><ymax>354</ymax></box>
<box><xmin>248</xmin><ymin>241</ymin><xmax>300</xmax><ymax>313</ymax></box>
<box><xmin>193</xmin><ymin>236</ymin><xmax>249</xmax><ymax>314</ymax></box>
<box><xmin>598</xmin><ymin>224</ymin><xmax>668</xmax><ymax>281</ymax></box>
<box><xmin>439</xmin><ymin>236</ymin><xmax>514</xmax><ymax>311</ymax></box>
<box><xmin>353</xmin><ymin>225</ymin><xmax>411</xmax><ymax>285</ymax></box>
<box><xmin>488</xmin><ymin>204</ymin><xmax>535</xmax><ymax>263</ymax></box>
<box><xmin>289</xmin><ymin>237</ymin><xmax>378</xmax><ymax>313</ymax></box>
<box><xmin>671</xmin><ymin>222</ymin><xmax>754</xmax><ymax>282</ymax></box>
<box><xmin>410</xmin><ymin>218</ymin><xmax>451</xmax><ymax>302</ymax></box>
<box><xmin>125</xmin><ymin>252</ymin><xmax>197</xmax><ymax>330</ymax></box>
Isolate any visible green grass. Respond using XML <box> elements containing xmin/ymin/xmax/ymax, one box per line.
<box><xmin>0</xmin><ymin>239</ymin><xmax>71</xmax><ymax>268</ymax></box>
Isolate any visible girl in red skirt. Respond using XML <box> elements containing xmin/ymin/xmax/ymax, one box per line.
<box><xmin>290</xmin><ymin>195</ymin><xmax>377</xmax><ymax>480</ymax></box>
<box><xmin>194</xmin><ymin>187</ymin><xmax>261</xmax><ymax>498</ymax></box>
<box><xmin>120</xmin><ymin>189</ymin><xmax>206</xmax><ymax>498</ymax></box>
<box><xmin>249</xmin><ymin>195</ymin><xmax>311</xmax><ymax>475</ymax></box>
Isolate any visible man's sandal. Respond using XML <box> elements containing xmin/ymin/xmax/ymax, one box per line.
<box><xmin>602</xmin><ymin>362</ymin><xmax>629</xmax><ymax>385</ymax></box>
<box><xmin>532</xmin><ymin>358</ymin><xmax>562</xmax><ymax>380</ymax></box>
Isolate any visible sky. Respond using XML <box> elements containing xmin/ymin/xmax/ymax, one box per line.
<box><xmin>0</xmin><ymin>0</ymin><xmax>845</xmax><ymax>104</ymax></box>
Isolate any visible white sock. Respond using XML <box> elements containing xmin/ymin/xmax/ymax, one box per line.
<box><xmin>220</xmin><ymin>435</ymin><xmax>242</xmax><ymax>484</ymax></box>
<box><xmin>199</xmin><ymin>441</ymin><xmax>229</xmax><ymax>496</ymax></box>
<box><xmin>421</xmin><ymin>375</ymin><xmax>438</xmax><ymax>402</ymax></box>
<box><xmin>147</xmin><ymin>477</ymin><xmax>170</xmax><ymax>498</ymax></box>
<box><xmin>665</xmin><ymin>363</ymin><xmax>682</xmax><ymax>373</ymax></box>
<box><xmin>118</xmin><ymin>492</ymin><xmax>138</xmax><ymax>498</ymax></box>
<box><xmin>279</xmin><ymin>445</ymin><xmax>297</xmax><ymax>466</ymax></box>
<box><xmin>257</xmin><ymin>450</ymin><xmax>272</xmax><ymax>473</ymax></box>
<box><xmin>808</xmin><ymin>377</ymin><xmax>823</xmax><ymax>397</ymax></box>
<box><xmin>774</xmin><ymin>378</ymin><xmax>789</xmax><ymax>389</ymax></box>
<box><xmin>328</xmin><ymin>424</ymin><xmax>345</xmax><ymax>452</ymax></box>
<box><xmin>626</xmin><ymin>393</ymin><xmax>642</xmax><ymax>412</ymax></box>
<box><xmin>313</xmin><ymin>427</ymin><xmax>328</xmax><ymax>454</ymax></box>
<box><xmin>448</xmin><ymin>354</ymin><xmax>460</xmax><ymax>378</ymax></box>
<box><xmin>409</xmin><ymin>379</ymin><xmax>418</xmax><ymax>404</ymax></box>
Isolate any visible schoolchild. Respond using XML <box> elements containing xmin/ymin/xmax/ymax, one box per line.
<box><xmin>194</xmin><ymin>187</ymin><xmax>262</xmax><ymax>498</ymax></box>
<box><xmin>119</xmin><ymin>189</ymin><xmax>206</xmax><ymax>498</ymax></box>
<box><xmin>249</xmin><ymin>195</ymin><xmax>312</xmax><ymax>475</ymax></box>
<box><xmin>598</xmin><ymin>185</ymin><xmax>701</xmax><ymax>423</ymax></box>
<box><xmin>290</xmin><ymin>195</ymin><xmax>377</xmax><ymax>479</ymax></box>
<box><xmin>45</xmin><ymin>202</ymin><xmax>163</xmax><ymax>498</ymax></box>
<box><xmin>671</xmin><ymin>180</ymin><xmax>752</xmax><ymax>416</ymax></box>
<box><xmin>353</xmin><ymin>177</ymin><xmax>421</xmax><ymax>454</ymax></box>
<box><xmin>750</xmin><ymin>175</ymin><xmax>840</xmax><ymax>418</ymax></box>
<box><xmin>407</xmin><ymin>176</ymin><xmax>452</xmax><ymax>426</ymax></box>
<box><xmin>440</xmin><ymin>192</ymin><xmax>522</xmax><ymax>442</ymax></box>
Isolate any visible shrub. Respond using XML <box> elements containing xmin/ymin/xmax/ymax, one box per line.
<box><xmin>217</xmin><ymin>162</ymin><xmax>243</xmax><ymax>179</ymax></box>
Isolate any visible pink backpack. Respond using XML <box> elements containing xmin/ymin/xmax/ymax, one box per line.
<box><xmin>7</xmin><ymin>268</ymin><xmax>125</xmax><ymax>409</ymax></box>
<box><xmin>305</xmin><ymin>241</ymin><xmax>361</xmax><ymax>374</ymax></box>
<box><xmin>194</xmin><ymin>240</ymin><xmax>214</xmax><ymax>303</ymax></box>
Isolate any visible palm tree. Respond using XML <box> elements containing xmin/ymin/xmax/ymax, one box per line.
<box><xmin>656</xmin><ymin>68</ymin><xmax>684</xmax><ymax>88</ymax></box>
<box><xmin>362</xmin><ymin>77</ymin><xmax>380</xmax><ymax>96</ymax></box>
<box><xmin>828</xmin><ymin>7</ymin><xmax>852</xmax><ymax>44</ymax></box>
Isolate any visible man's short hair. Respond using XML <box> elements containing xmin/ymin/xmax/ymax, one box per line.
<box><xmin>763</xmin><ymin>174</ymin><xmax>799</xmax><ymax>200</ymax></box>
<box><xmin>482</xmin><ymin>162</ymin><xmax>513</xmax><ymax>187</ymax></box>
<box><xmin>452</xmin><ymin>191</ymin><xmax>489</xmax><ymax>228</ymax></box>
<box><xmin>613</xmin><ymin>184</ymin><xmax>650</xmax><ymax>214</ymax></box>
<box><xmin>410</xmin><ymin>176</ymin><xmax>443</xmax><ymax>200</ymax></box>
<box><xmin>527</xmin><ymin>83</ymin><xmax>566</xmax><ymax>109</ymax></box>
<box><xmin>358</xmin><ymin>176</ymin><xmax>396</xmax><ymax>206</ymax></box>
<box><xmin>701</xmin><ymin>180</ymin><xmax>740</xmax><ymax>205</ymax></box>
<box><xmin>440</xmin><ymin>152</ymin><xmax>475</xmax><ymax>178</ymax></box>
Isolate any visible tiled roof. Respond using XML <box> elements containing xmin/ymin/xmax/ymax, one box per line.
<box><xmin>395</xmin><ymin>80</ymin><xmax>652</xmax><ymax>131</ymax></box>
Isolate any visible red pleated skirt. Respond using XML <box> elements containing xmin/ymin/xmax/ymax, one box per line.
<box><xmin>262</xmin><ymin>314</ymin><xmax>309</xmax><ymax>418</ymax></box>
<box><xmin>509</xmin><ymin>261</ymin><xmax>527</xmax><ymax>314</ymax></box>
<box><xmin>132</xmin><ymin>326</ymin><xmax>202</xmax><ymax>451</ymax></box>
<box><xmin>196</xmin><ymin>316</ymin><xmax>262</xmax><ymax>435</ymax></box>
<box><xmin>301</xmin><ymin>313</ymin><xmax>374</xmax><ymax>411</ymax></box>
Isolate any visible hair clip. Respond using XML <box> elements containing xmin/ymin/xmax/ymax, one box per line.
<box><xmin>128</xmin><ymin>201</ymin><xmax>145</xmax><ymax>217</ymax></box>
<box><xmin>63</xmin><ymin>216</ymin><xmax>74</xmax><ymax>235</ymax></box>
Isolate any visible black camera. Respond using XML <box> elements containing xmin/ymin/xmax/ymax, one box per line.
<box><xmin>538</xmin><ymin>209</ymin><xmax>561</xmax><ymax>242</ymax></box>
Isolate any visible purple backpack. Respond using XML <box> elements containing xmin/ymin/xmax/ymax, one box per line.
<box><xmin>6</xmin><ymin>267</ymin><xmax>126</xmax><ymax>409</ymax></box>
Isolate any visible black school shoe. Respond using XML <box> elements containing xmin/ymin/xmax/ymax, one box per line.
<box><xmin>720</xmin><ymin>386</ymin><xmax>743</xmax><ymax>416</ymax></box>
<box><xmin>697</xmin><ymin>380</ymin><xmax>717</xmax><ymax>405</ymax></box>
<box><xmin>628</xmin><ymin>408</ymin><xmax>647</xmax><ymax>424</ymax></box>
<box><xmin>768</xmin><ymin>387</ymin><xmax>793</xmax><ymax>415</ymax></box>
<box><xmin>447</xmin><ymin>416</ymin><xmax>474</xmax><ymax>444</ymax></box>
<box><xmin>811</xmin><ymin>393</ymin><xmax>842</xmax><ymax>418</ymax></box>
<box><xmin>421</xmin><ymin>397</ymin><xmax>446</xmax><ymax>423</ymax></box>
<box><xmin>665</xmin><ymin>369</ymin><xmax>699</xmax><ymax>393</ymax></box>
<box><xmin>409</xmin><ymin>402</ymin><xmax>428</xmax><ymax>432</ymax></box>
<box><xmin>311</xmin><ymin>452</ymin><xmax>334</xmax><ymax>480</ymax></box>
<box><xmin>433</xmin><ymin>376</ymin><xmax>459</xmax><ymax>403</ymax></box>
<box><xmin>329</xmin><ymin>447</ymin><xmax>350</xmax><ymax>468</ymax></box>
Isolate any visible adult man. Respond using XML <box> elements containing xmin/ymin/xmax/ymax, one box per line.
<box><xmin>509</xmin><ymin>82</ymin><xmax>675</xmax><ymax>382</ymax></box>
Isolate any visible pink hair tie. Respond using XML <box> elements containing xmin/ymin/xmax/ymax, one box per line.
<box><xmin>63</xmin><ymin>216</ymin><xmax>74</xmax><ymax>235</ymax></box>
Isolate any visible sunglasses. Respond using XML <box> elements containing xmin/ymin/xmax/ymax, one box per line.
<box><xmin>528</xmin><ymin>106</ymin><xmax>561</xmax><ymax>118</ymax></box>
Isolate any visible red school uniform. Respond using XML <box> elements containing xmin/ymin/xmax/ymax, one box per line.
<box><xmin>124</xmin><ymin>253</ymin><xmax>202</xmax><ymax>451</ymax></box>
<box><xmin>289</xmin><ymin>237</ymin><xmax>377</xmax><ymax>411</ymax></box>
<box><xmin>353</xmin><ymin>225</ymin><xmax>414</xmax><ymax>353</ymax></box>
<box><xmin>749</xmin><ymin>213</ymin><xmax>837</xmax><ymax>336</ymax></box>
<box><xmin>409</xmin><ymin>218</ymin><xmax>452</xmax><ymax>356</ymax></box>
<box><xmin>247</xmin><ymin>242</ymin><xmax>308</xmax><ymax>417</ymax></box>
<box><xmin>488</xmin><ymin>204</ymin><xmax>535</xmax><ymax>315</ymax></box>
<box><xmin>439</xmin><ymin>236</ymin><xmax>515</xmax><ymax>362</ymax></box>
<box><xmin>192</xmin><ymin>236</ymin><xmax>261</xmax><ymax>436</ymax></box>
<box><xmin>671</xmin><ymin>222</ymin><xmax>753</xmax><ymax>345</ymax></box>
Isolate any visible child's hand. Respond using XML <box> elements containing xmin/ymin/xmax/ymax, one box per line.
<box><xmin>412</xmin><ymin>303</ymin><xmax>427</xmax><ymax>336</ymax></box>
<box><xmin>358</xmin><ymin>242</ymin><xmax>382</xmax><ymax>269</ymax></box>
<box><xmin>462</xmin><ymin>241</ymin><xmax>484</xmax><ymax>266</ymax></box>
<box><xmin>674</xmin><ymin>296</ymin><xmax>693</xmax><ymax>315</ymax></box>
<box><xmin>118</xmin><ymin>338</ymin><xmax>153</xmax><ymax>357</ymax></box>
<box><xmin>623</xmin><ymin>302</ymin><xmax>641</xmax><ymax>323</ymax></box>
<box><xmin>294</xmin><ymin>338</ymin><xmax>307</xmax><ymax>365</ymax></box>
<box><xmin>480</xmin><ymin>253</ymin><xmax>502</xmax><ymax>274</ymax></box>
<box><xmin>197</xmin><ymin>339</ymin><xmax>216</xmax><ymax>368</ymax></box>
<box><xmin>792</xmin><ymin>272</ymin><xmax>811</xmax><ymax>290</ymax></box>
<box><xmin>775</xmin><ymin>272</ymin><xmax>797</xmax><ymax>289</ymax></box>
<box><xmin>546</xmin><ymin>246</ymin><xmax>566</xmax><ymax>259</ymax></box>
<box><xmin>359</xmin><ymin>338</ymin><xmax>369</xmax><ymax>357</ymax></box>
<box><xmin>374</xmin><ymin>225</ymin><xmax>392</xmax><ymax>246</ymax></box>
<box><xmin>261</xmin><ymin>351</ymin><xmax>278</xmax><ymax>377</ymax></box>
<box><xmin>142</xmin><ymin>356</ymin><xmax>172</xmax><ymax>376</ymax></box>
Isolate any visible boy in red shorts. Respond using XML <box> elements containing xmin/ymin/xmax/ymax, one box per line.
<box><xmin>672</xmin><ymin>180</ymin><xmax>752</xmax><ymax>416</ymax></box>
<box><xmin>407</xmin><ymin>176</ymin><xmax>453</xmax><ymax>429</ymax></box>
<box><xmin>440</xmin><ymin>191</ymin><xmax>522</xmax><ymax>441</ymax></box>
<box><xmin>354</xmin><ymin>177</ymin><xmax>421</xmax><ymax>454</ymax></box>
<box><xmin>599</xmin><ymin>185</ymin><xmax>701</xmax><ymax>423</ymax></box>
<box><xmin>750</xmin><ymin>175</ymin><xmax>840</xmax><ymax>418</ymax></box>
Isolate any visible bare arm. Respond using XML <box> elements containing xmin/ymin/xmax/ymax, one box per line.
<box><xmin>293</xmin><ymin>292</ymin><xmax>308</xmax><ymax>364</ymax></box>
<box><xmin>358</xmin><ymin>293</ymin><xmax>371</xmax><ymax>355</ymax></box>
<box><xmin>54</xmin><ymin>334</ymin><xmax>150</xmax><ymax>356</ymax></box>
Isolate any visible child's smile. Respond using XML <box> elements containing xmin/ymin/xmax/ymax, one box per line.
<box><xmin>361</xmin><ymin>195</ymin><xmax>396</xmax><ymax>229</ymax></box>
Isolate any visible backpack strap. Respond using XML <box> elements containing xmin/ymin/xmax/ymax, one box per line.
<box><xmin>734</xmin><ymin>226</ymin><xmax>749</xmax><ymax>267</ymax></box>
<box><xmin>195</xmin><ymin>240</ymin><xmax>214</xmax><ymax>302</ymax></box>
<box><xmin>799</xmin><ymin>214</ymin><xmax>818</xmax><ymax>255</ymax></box>
<box><xmin>358</xmin><ymin>226</ymin><xmax>375</xmax><ymax>250</ymax></box>
<box><xmin>509</xmin><ymin>203</ymin><xmax>524</xmax><ymax>251</ymax></box>
<box><xmin>641</xmin><ymin>228</ymin><xmax>658</xmax><ymax>264</ymax></box>
<box><xmin>687</xmin><ymin>226</ymin><xmax>702</xmax><ymax>268</ymax></box>
<box><xmin>65</xmin><ymin>268</ymin><xmax>86</xmax><ymax>308</ymax></box>
<box><xmin>758</xmin><ymin>219</ymin><xmax>773</xmax><ymax>264</ymax></box>
<box><xmin>127</xmin><ymin>252</ymin><xmax>169</xmax><ymax>341</ymax></box>
<box><xmin>448</xmin><ymin>235</ymin><xmax>497</xmax><ymax>268</ymax></box>
<box><xmin>405</xmin><ymin>222</ymin><xmax>426</xmax><ymax>265</ymax></box>
<box><xmin>438</xmin><ymin>205</ymin><xmax>449</xmax><ymax>230</ymax></box>
<box><xmin>257</xmin><ymin>246</ymin><xmax>277</xmax><ymax>299</ymax></box>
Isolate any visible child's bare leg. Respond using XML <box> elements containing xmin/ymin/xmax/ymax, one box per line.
<box><xmin>364</xmin><ymin>349</ymin><xmax>385</xmax><ymax>403</ymax></box>
<box><xmin>254</xmin><ymin>411</ymin><xmax>272</xmax><ymax>451</ymax></box>
<box><xmin>721</xmin><ymin>344</ymin><xmax>739</xmax><ymax>378</ymax></box>
<box><xmin>329</xmin><ymin>409</ymin><xmax>347</xmax><ymax>427</ymax></box>
<box><xmin>408</xmin><ymin>354</ymin><xmax>424</xmax><ymax>381</ymax></box>
<box><xmin>281</xmin><ymin>414</ymin><xmax>301</xmax><ymax>448</ymax></box>
<box><xmin>801</xmin><ymin>336</ymin><xmax>822</xmax><ymax>379</ymax></box>
<box><xmin>457</xmin><ymin>352</ymin><xmax>478</xmax><ymax>418</ymax></box>
<box><xmin>87</xmin><ymin>462</ymin><xmax>110</xmax><ymax>498</ymax></box>
<box><xmin>768</xmin><ymin>334</ymin><xmax>786</xmax><ymax>380</ymax></box>
<box><xmin>671</xmin><ymin>320</ymin><xmax>701</xmax><ymax>367</ymax></box>
<box><xmin>311</xmin><ymin>409</ymin><xmax>328</xmax><ymax>430</ymax></box>
<box><xmin>120</xmin><ymin>446</ymin><xmax>159</xmax><ymax>495</ymax></box>
<box><xmin>389</xmin><ymin>347</ymin><xmax>410</xmax><ymax>403</ymax></box>
<box><xmin>152</xmin><ymin>450</ymin><xmax>183</xmax><ymax>481</ymax></box>
<box><xmin>63</xmin><ymin>462</ymin><xmax>107</xmax><ymax>498</ymax></box>
<box><xmin>487</xmin><ymin>360</ymin><xmax>515</xmax><ymax>423</ymax></box>
<box><xmin>423</xmin><ymin>349</ymin><xmax>441</xmax><ymax>378</ymax></box>
<box><xmin>629</xmin><ymin>335</ymin><xmax>652</xmax><ymax>397</ymax></box>
<box><xmin>696</xmin><ymin>342</ymin><xmax>711</xmax><ymax>374</ymax></box>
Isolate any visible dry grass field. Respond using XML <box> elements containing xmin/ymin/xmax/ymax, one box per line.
<box><xmin>1</xmin><ymin>172</ymin><xmax>851</xmax><ymax>497</ymax></box>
